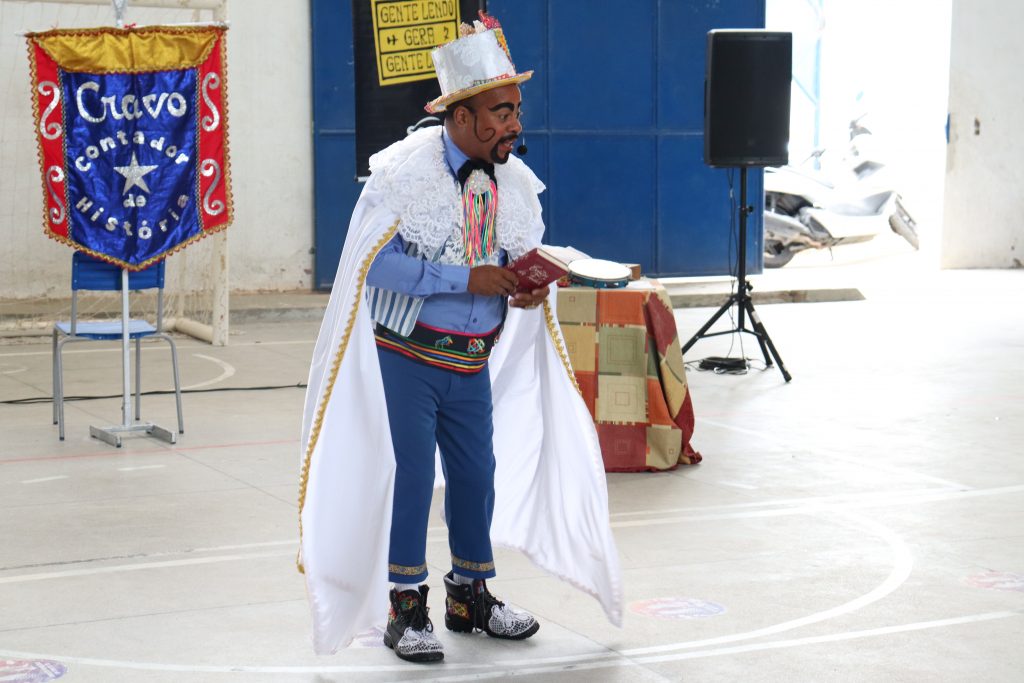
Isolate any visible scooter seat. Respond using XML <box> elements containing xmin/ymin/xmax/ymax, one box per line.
<box><xmin>828</xmin><ymin>191</ymin><xmax>891</xmax><ymax>216</ymax></box>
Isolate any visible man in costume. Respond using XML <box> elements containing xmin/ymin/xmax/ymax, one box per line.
<box><xmin>298</xmin><ymin>13</ymin><xmax>623</xmax><ymax>662</ymax></box>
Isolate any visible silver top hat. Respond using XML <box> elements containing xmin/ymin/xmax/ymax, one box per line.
<box><xmin>425</xmin><ymin>13</ymin><xmax>533</xmax><ymax>113</ymax></box>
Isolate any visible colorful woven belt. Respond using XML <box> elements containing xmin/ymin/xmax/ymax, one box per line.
<box><xmin>374</xmin><ymin>322</ymin><xmax>500</xmax><ymax>374</ymax></box>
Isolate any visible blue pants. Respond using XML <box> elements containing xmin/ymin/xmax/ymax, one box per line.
<box><xmin>377</xmin><ymin>347</ymin><xmax>497</xmax><ymax>584</ymax></box>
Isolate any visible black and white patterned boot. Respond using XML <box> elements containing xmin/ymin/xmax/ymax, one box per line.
<box><xmin>443</xmin><ymin>571</ymin><xmax>540</xmax><ymax>640</ymax></box>
<box><xmin>383</xmin><ymin>586</ymin><xmax>444</xmax><ymax>663</ymax></box>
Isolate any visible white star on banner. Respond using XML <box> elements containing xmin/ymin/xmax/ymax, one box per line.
<box><xmin>113</xmin><ymin>152</ymin><xmax>159</xmax><ymax>195</ymax></box>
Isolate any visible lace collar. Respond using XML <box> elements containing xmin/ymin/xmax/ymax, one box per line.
<box><xmin>368</xmin><ymin>127</ymin><xmax>545</xmax><ymax>261</ymax></box>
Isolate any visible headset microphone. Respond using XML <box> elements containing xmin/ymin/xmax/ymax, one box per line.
<box><xmin>516</xmin><ymin>137</ymin><xmax>528</xmax><ymax>155</ymax></box>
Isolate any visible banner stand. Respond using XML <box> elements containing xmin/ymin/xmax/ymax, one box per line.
<box><xmin>88</xmin><ymin>268</ymin><xmax>176</xmax><ymax>447</ymax></box>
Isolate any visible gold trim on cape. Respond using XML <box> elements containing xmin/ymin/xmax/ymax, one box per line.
<box><xmin>543</xmin><ymin>299</ymin><xmax>582</xmax><ymax>396</ymax></box>
<box><xmin>296</xmin><ymin>223</ymin><xmax>400</xmax><ymax>573</ymax></box>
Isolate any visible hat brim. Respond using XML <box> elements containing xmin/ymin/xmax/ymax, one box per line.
<box><xmin>424</xmin><ymin>71</ymin><xmax>533</xmax><ymax>114</ymax></box>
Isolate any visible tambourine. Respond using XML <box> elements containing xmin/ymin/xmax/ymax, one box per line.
<box><xmin>568</xmin><ymin>259</ymin><xmax>631</xmax><ymax>288</ymax></box>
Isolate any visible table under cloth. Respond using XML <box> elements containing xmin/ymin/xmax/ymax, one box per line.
<box><xmin>556</xmin><ymin>279</ymin><xmax>701</xmax><ymax>472</ymax></box>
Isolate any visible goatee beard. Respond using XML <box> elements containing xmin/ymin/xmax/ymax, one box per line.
<box><xmin>491</xmin><ymin>135</ymin><xmax>518</xmax><ymax>164</ymax></box>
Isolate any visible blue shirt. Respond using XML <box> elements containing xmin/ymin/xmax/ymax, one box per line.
<box><xmin>365</xmin><ymin>128</ymin><xmax>506</xmax><ymax>335</ymax></box>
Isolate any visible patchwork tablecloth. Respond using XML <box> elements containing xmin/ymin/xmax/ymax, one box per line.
<box><xmin>557</xmin><ymin>279</ymin><xmax>701</xmax><ymax>472</ymax></box>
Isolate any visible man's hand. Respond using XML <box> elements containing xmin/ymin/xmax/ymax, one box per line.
<box><xmin>467</xmin><ymin>265</ymin><xmax>518</xmax><ymax>297</ymax></box>
<box><xmin>509</xmin><ymin>285</ymin><xmax>549</xmax><ymax>310</ymax></box>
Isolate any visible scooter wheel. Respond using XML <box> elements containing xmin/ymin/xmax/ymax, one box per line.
<box><xmin>764</xmin><ymin>242</ymin><xmax>798</xmax><ymax>268</ymax></box>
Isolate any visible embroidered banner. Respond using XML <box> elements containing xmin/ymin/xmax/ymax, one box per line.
<box><xmin>26</xmin><ymin>26</ymin><xmax>231</xmax><ymax>271</ymax></box>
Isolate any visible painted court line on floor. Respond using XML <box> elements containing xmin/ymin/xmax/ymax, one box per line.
<box><xmin>697</xmin><ymin>416</ymin><xmax>972</xmax><ymax>490</ymax></box>
<box><xmin>19</xmin><ymin>475</ymin><xmax>68</xmax><ymax>484</ymax></box>
<box><xmin>0</xmin><ymin>550</ymin><xmax>293</xmax><ymax>585</ymax></box>
<box><xmin>609</xmin><ymin>484</ymin><xmax>1024</xmax><ymax>529</ymax></box>
<box><xmin>4</xmin><ymin>506</ymin><xmax>888</xmax><ymax>585</ymax></box>
<box><xmin>0</xmin><ymin>492</ymin><xmax>917</xmax><ymax>673</ymax></box>
<box><xmin>4</xmin><ymin>483</ymin><xmax>1021</xmax><ymax>584</ymax></box>
<box><xmin>621</xmin><ymin>511</ymin><xmax>912</xmax><ymax>657</ymax></box>
<box><xmin>632</xmin><ymin>611</ymin><xmax>1022</xmax><ymax>665</ymax></box>
<box><xmin>0</xmin><ymin>540</ymin><xmax>299</xmax><ymax>573</ymax></box>
<box><xmin>407</xmin><ymin>612</ymin><xmax>1021</xmax><ymax>682</ymax></box>
<box><xmin>609</xmin><ymin>486</ymin><xmax>963</xmax><ymax>518</ymax></box>
<box><xmin>0</xmin><ymin>438</ymin><xmax>298</xmax><ymax>464</ymax></box>
<box><xmin>182</xmin><ymin>354</ymin><xmax>235</xmax><ymax>390</ymax></box>
<box><xmin>712</xmin><ymin>479</ymin><xmax>758</xmax><ymax>490</ymax></box>
<box><xmin>0</xmin><ymin>338</ymin><xmax>314</xmax><ymax>358</ymax></box>
<box><xmin>1</xmin><ymin>612</ymin><xmax>1016</xmax><ymax>677</ymax></box>
<box><xmin>0</xmin><ymin>490</ymin><xmax>1018</xmax><ymax>676</ymax></box>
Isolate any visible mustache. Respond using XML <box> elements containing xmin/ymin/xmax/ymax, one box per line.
<box><xmin>498</xmin><ymin>134</ymin><xmax>518</xmax><ymax>145</ymax></box>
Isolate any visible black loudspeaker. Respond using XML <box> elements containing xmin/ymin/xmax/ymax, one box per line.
<box><xmin>704</xmin><ymin>30</ymin><xmax>792</xmax><ymax>167</ymax></box>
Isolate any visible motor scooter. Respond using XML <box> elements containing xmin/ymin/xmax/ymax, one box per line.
<box><xmin>763</xmin><ymin>115</ymin><xmax>919</xmax><ymax>268</ymax></box>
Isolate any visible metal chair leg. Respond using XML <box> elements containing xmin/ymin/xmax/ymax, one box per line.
<box><xmin>135</xmin><ymin>336</ymin><xmax>142</xmax><ymax>421</ymax></box>
<box><xmin>52</xmin><ymin>328</ymin><xmax>59</xmax><ymax>425</ymax></box>
<box><xmin>56</xmin><ymin>338</ymin><xmax>66</xmax><ymax>441</ymax></box>
<box><xmin>160</xmin><ymin>334</ymin><xmax>185</xmax><ymax>434</ymax></box>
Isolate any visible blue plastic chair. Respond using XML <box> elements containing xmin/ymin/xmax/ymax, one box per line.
<box><xmin>52</xmin><ymin>252</ymin><xmax>184</xmax><ymax>440</ymax></box>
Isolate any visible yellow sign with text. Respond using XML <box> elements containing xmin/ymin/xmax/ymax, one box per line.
<box><xmin>371</xmin><ymin>0</ymin><xmax>459</xmax><ymax>86</ymax></box>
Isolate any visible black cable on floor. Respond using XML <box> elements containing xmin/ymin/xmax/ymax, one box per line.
<box><xmin>685</xmin><ymin>358</ymin><xmax>768</xmax><ymax>376</ymax></box>
<box><xmin>1</xmin><ymin>383</ymin><xmax>307</xmax><ymax>405</ymax></box>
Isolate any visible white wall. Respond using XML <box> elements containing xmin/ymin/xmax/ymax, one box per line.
<box><xmin>0</xmin><ymin>0</ymin><xmax>313</xmax><ymax>299</ymax></box>
<box><xmin>942</xmin><ymin>0</ymin><xmax>1024</xmax><ymax>268</ymax></box>
<box><xmin>222</xmin><ymin>0</ymin><xmax>313</xmax><ymax>290</ymax></box>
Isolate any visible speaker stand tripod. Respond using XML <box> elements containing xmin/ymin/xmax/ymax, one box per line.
<box><xmin>682</xmin><ymin>167</ymin><xmax>792</xmax><ymax>382</ymax></box>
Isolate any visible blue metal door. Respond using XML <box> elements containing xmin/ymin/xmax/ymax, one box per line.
<box><xmin>311</xmin><ymin>0</ymin><xmax>361</xmax><ymax>289</ymax></box>
<box><xmin>312</xmin><ymin>0</ymin><xmax>767</xmax><ymax>287</ymax></box>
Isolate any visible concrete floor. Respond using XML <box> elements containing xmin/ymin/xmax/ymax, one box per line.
<box><xmin>1</xmin><ymin>260</ymin><xmax>1022</xmax><ymax>682</ymax></box>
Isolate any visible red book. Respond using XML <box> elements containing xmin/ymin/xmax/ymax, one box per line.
<box><xmin>505</xmin><ymin>247</ymin><xmax>570</xmax><ymax>293</ymax></box>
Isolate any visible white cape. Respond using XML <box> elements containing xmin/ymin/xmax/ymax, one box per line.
<box><xmin>297</xmin><ymin>135</ymin><xmax>622</xmax><ymax>655</ymax></box>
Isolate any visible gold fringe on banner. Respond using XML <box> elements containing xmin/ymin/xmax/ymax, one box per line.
<box><xmin>26</xmin><ymin>25</ymin><xmax>222</xmax><ymax>73</ymax></box>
